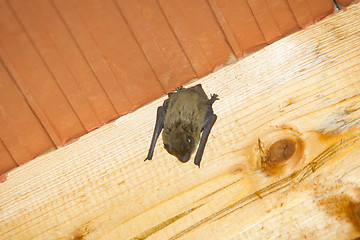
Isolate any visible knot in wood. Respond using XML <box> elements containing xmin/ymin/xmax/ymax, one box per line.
<box><xmin>256</xmin><ymin>128</ymin><xmax>304</xmax><ymax>176</ymax></box>
<box><xmin>267</xmin><ymin>139</ymin><xmax>296</xmax><ymax>163</ymax></box>
<box><xmin>354</xmin><ymin>203</ymin><xmax>360</xmax><ymax>219</ymax></box>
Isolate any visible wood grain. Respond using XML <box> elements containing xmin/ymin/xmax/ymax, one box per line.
<box><xmin>0</xmin><ymin>3</ymin><xmax>360</xmax><ymax>240</ymax></box>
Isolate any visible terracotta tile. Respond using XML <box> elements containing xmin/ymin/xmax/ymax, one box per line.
<box><xmin>0</xmin><ymin>0</ymin><xmax>86</xmax><ymax>146</ymax></box>
<box><xmin>266</xmin><ymin>0</ymin><xmax>300</xmax><ymax>36</ymax></box>
<box><xmin>335</xmin><ymin>0</ymin><xmax>357</xmax><ymax>7</ymax></box>
<box><xmin>0</xmin><ymin>139</ymin><xmax>17</xmax><ymax>174</ymax></box>
<box><xmin>210</xmin><ymin>0</ymin><xmax>266</xmax><ymax>54</ymax></box>
<box><xmin>73</xmin><ymin>0</ymin><xmax>165</xmax><ymax>108</ymax></box>
<box><xmin>208</xmin><ymin>0</ymin><xmax>243</xmax><ymax>58</ymax></box>
<box><xmin>248</xmin><ymin>0</ymin><xmax>283</xmax><ymax>44</ymax></box>
<box><xmin>159</xmin><ymin>0</ymin><xmax>234</xmax><ymax>77</ymax></box>
<box><xmin>10</xmin><ymin>0</ymin><xmax>119</xmax><ymax>127</ymax></box>
<box><xmin>8</xmin><ymin>0</ymin><xmax>100</xmax><ymax>132</ymax></box>
<box><xmin>0</xmin><ymin>112</ymin><xmax>31</xmax><ymax>166</ymax></box>
<box><xmin>287</xmin><ymin>0</ymin><xmax>314</xmax><ymax>28</ymax></box>
<box><xmin>307</xmin><ymin>0</ymin><xmax>334</xmax><ymax>20</ymax></box>
<box><xmin>0</xmin><ymin>61</ymin><xmax>54</xmax><ymax>164</ymax></box>
<box><xmin>53</xmin><ymin>0</ymin><xmax>133</xmax><ymax>116</ymax></box>
<box><xmin>115</xmin><ymin>0</ymin><xmax>196</xmax><ymax>92</ymax></box>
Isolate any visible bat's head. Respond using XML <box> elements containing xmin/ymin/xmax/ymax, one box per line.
<box><xmin>162</xmin><ymin>125</ymin><xmax>200</xmax><ymax>163</ymax></box>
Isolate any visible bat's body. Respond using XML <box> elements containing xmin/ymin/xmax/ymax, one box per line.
<box><xmin>145</xmin><ymin>84</ymin><xmax>218</xmax><ymax>167</ymax></box>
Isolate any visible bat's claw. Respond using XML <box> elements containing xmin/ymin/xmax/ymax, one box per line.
<box><xmin>176</xmin><ymin>86</ymin><xmax>184</xmax><ymax>92</ymax></box>
<box><xmin>168</xmin><ymin>86</ymin><xmax>183</xmax><ymax>97</ymax></box>
<box><xmin>208</xmin><ymin>94</ymin><xmax>219</xmax><ymax>105</ymax></box>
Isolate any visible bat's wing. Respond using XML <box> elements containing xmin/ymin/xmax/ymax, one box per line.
<box><xmin>194</xmin><ymin>113</ymin><xmax>217</xmax><ymax>167</ymax></box>
<box><xmin>193</xmin><ymin>88</ymin><xmax>219</xmax><ymax>167</ymax></box>
<box><xmin>144</xmin><ymin>99</ymin><xmax>169</xmax><ymax>161</ymax></box>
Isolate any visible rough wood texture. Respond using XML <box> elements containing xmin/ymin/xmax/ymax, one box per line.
<box><xmin>1</xmin><ymin>4</ymin><xmax>360</xmax><ymax>240</ymax></box>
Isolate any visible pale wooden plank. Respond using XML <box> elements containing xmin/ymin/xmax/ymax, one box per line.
<box><xmin>0</xmin><ymin>4</ymin><xmax>360</xmax><ymax>240</ymax></box>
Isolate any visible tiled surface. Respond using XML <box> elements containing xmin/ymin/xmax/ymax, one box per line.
<box><xmin>0</xmin><ymin>0</ymin><xmax>336</xmax><ymax>174</ymax></box>
<box><xmin>335</xmin><ymin>0</ymin><xmax>358</xmax><ymax>8</ymax></box>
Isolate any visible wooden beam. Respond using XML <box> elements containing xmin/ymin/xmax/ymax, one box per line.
<box><xmin>1</xmin><ymin>3</ymin><xmax>360</xmax><ymax>240</ymax></box>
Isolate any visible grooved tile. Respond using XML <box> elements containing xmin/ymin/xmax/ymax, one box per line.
<box><xmin>287</xmin><ymin>0</ymin><xmax>315</xmax><ymax>28</ymax></box>
<box><xmin>53</xmin><ymin>0</ymin><xmax>133</xmax><ymax>116</ymax></box>
<box><xmin>248</xmin><ymin>0</ymin><xmax>283</xmax><ymax>43</ymax></box>
<box><xmin>73</xmin><ymin>0</ymin><xmax>165</xmax><ymax>108</ymax></box>
<box><xmin>0</xmin><ymin>0</ymin><xmax>86</xmax><ymax>146</ymax></box>
<box><xmin>307</xmin><ymin>0</ymin><xmax>335</xmax><ymax>21</ymax></box>
<box><xmin>10</xmin><ymin>0</ymin><xmax>119</xmax><ymax>126</ymax></box>
<box><xmin>159</xmin><ymin>0</ymin><xmax>234</xmax><ymax>76</ymax></box>
<box><xmin>266</xmin><ymin>0</ymin><xmax>300</xmax><ymax>35</ymax></box>
<box><xmin>0</xmin><ymin>61</ymin><xmax>54</xmax><ymax>169</ymax></box>
<box><xmin>210</xmin><ymin>0</ymin><xmax>267</xmax><ymax>54</ymax></box>
<box><xmin>115</xmin><ymin>0</ymin><xmax>196</xmax><ymax>92</ymax></box>
<box><xmin>0</xmin><ymin>139</ymin><xmax>16</xmax><ymax>173</ymax></box>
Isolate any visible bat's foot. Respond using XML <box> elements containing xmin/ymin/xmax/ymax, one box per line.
<box><xmin>168</xmin><ymin>86</ymin><xmax>183</xmax><ymax>97</ymax></box>
<box><xmin>208</xmin><ymin>94</ymin><xmax>219</xmax><ymax>105</ymax></box>
<box><xmin>176</xmin><ymin>86</ymin><xmax>184</xmax><ymax>92</ymax></box>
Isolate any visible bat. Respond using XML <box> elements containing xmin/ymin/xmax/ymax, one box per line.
<box><xmin>144</xmin><ymin>84</ymin><xmax>218</xmax><ymax>167</ymax></box>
